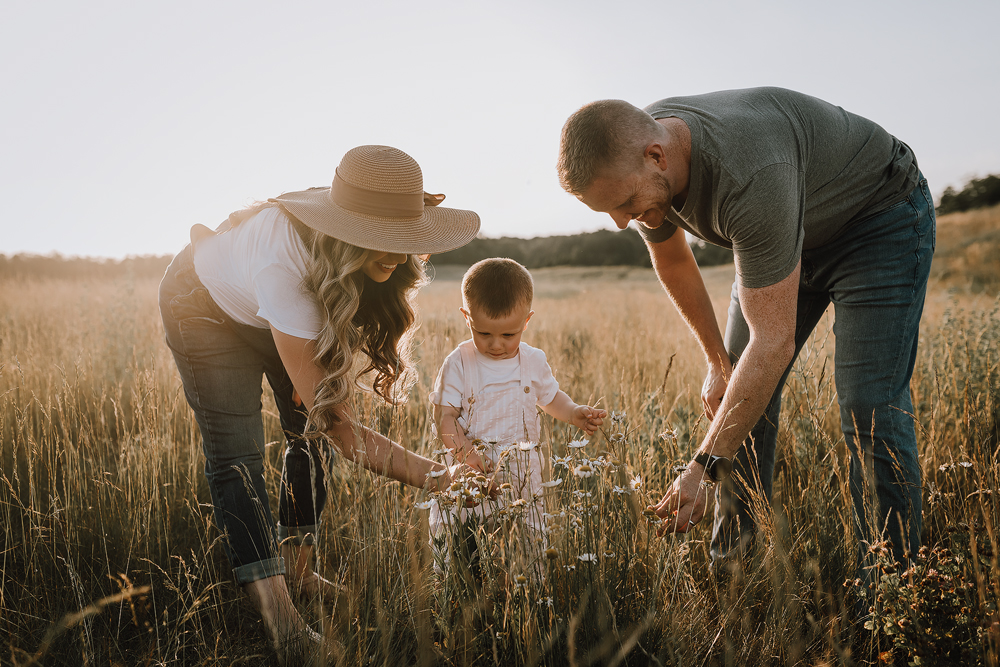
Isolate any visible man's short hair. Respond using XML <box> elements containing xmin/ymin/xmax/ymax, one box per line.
<box><xmin>557</xmin><ymin>99</ymin><xmax>661</xmax><ymax>196</ymax></box>
<box><xmin>462</xmin><ymin>258</ymin><xmax>533</xmax><ymax>318</ymax></box>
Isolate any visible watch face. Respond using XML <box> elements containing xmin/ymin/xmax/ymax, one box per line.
<box><xmin>709</xmin><ymin>456</ymin><xmax>733</xmax><ymax>482</ymax></box>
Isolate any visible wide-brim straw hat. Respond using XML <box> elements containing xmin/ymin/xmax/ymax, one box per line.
<box><xmin>272</xmin><ymin>145</ymin><xmax>480</xmax><ymax>254</ymax></box>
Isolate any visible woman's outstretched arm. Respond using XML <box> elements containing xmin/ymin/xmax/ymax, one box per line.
<box><xmin>271</xmin><ymin>327</ymin><xmax>454</xmax><ymax>491</ymax></box>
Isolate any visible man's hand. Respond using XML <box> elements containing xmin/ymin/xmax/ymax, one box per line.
<box><xmin>701</xmin><ymin>356</ymin><xmax>732</xmax><ymax>420</ymax></box>
<box><xmin>571</xmin><ymin>405</ymin><xmax>608</xmax><ymax>435</ymax></box>
<box><xmin>649</xmin><ymin>464</ymin><xmax>712</xmax><ymax>536</ymax></box>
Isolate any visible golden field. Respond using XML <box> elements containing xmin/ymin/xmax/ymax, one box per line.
<box><xmin>1</xmin><ymin>206</ymin><xmax>998</xmax><ymax>666</ymax></box>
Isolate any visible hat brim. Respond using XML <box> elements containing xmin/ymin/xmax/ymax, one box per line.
<box><xmin>274</xmin><ymin>188</ymin><xmax>480</xmax><ymax>255</ymax></box>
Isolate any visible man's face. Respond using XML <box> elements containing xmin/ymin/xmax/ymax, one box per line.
<box><xmin>579</xmin><ymin>168</ymin><xmax>675</xmax><ymax>231</ymax></box>
<box><xmin>461</xmin><ymin>302</ymin><xmax>533</xmax><ymax>360</ymax></box>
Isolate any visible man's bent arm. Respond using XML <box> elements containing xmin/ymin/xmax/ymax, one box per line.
<box><xmin>695</xmin><ymin>260</ymin><xmax>799</xmax><ymax>461</ymax></box>
<box><xmin>646</xmin><ymin>230</ymin><xmax>731</xmax><ymax>414</ymax></box>
<box><xmin>650</xmin><ymin>260</ymin><xmax>800</xmax><ymax>534</ymax></box>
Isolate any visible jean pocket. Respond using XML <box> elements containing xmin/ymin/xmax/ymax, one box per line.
<box><xmin>169</xmin><ymin>287</ymin><xmax>226</xmax><ymax>325</ymax></box>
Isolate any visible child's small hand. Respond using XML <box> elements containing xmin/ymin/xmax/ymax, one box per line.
<box><xmin>573</xmin><ymin>405</ymin><xmax>608</xmax><ymax>435</ymax></box>
<box><xmin>455</xmin><ymin>445</ymin><xmax>493</xmax><ymax>474</ymax></box>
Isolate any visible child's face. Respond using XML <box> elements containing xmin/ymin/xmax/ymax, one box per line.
<box><xmin>461</xmin><ymin>302</ymin><xmax>533</xmax><ymax>360</ymax></box>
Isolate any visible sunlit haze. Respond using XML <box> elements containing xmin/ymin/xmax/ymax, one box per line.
<box><xmin>2</xmin><ymin>0</ymin><xmax>997</xmax><ymax>259</ymax></box>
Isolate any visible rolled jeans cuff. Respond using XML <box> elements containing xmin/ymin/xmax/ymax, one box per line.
<box><xmin>277</xmin><ymin>523</ymin><xmax>318</xmax><ymax>547</ymax></box>
<box><xmin>233</xmin><ymin>557</ymin><xmax>285</xmax><ymax>586</ymax></box>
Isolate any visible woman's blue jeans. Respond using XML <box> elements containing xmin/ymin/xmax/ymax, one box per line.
<box><xmin>714</xmin><ymin>176</ymin><xmax>935</xmax><ymax>577</ymax></box>
<box><xmin>158</xmin><ymin>245</ymin><xmax>330</xmax><ymax>585</ymax></box>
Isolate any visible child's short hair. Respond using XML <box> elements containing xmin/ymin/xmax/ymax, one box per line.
<box><xmin>462</xmin><ymin>258</ymin><xmax>533</xmax><ymax>318</ymax></box>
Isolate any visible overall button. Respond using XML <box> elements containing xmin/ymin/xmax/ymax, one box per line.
<box><xmin>523</xmin><ymin>386</ymin><xmax>530</xmax><ymax>393</ymax></box>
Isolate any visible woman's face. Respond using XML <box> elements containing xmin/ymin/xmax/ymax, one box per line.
<box><xmin>361</xmin><ymin>251</ymin><xmax>408</xmax><ymax>283</ymax></box>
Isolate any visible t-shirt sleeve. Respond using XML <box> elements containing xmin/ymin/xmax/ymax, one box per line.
<box><xmin>429</xmin><ymin>348</ymin><xmax>465</xmax><ymax>409</ymax></box>
<box><xmin>254</xmin><ymin>263</ymin><xmax>324</xmax><ymax>338</ymax></box>
<box><xmin>531</xmin><ymin>348</ymin><xmax>560</xmax><ymax>406</ymax></box>
<box><xmin>722</xmin><ymin>162</ymin><xmax>805</xmax><ymax>289</ymax></box>
<box><xmin>633</xmin><ymin>221</ymin><xmax>678</xmax><ymax>244</ymax></box>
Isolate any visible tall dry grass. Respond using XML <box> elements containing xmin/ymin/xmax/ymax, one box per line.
<box><xmin>1</xmin><ymin>215</ymin><xmax>998</xmax><ymax>665</ymax></box>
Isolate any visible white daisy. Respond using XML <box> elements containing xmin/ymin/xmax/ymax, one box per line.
<box><xmin>577</xmin><ymin>553</ymin><xmax>597</xmax><ymax>563</ymax></box>
<box><xmin>552</xmin><ymin>455</ymin><xmax>573</xmax><ymax>469</ymax></box>
<box><xmin>540</xmin><ymin>479</ymin><xmax>563</xmax><ymax>488</ymax></box>
<box><xmin>567</xmin><ymin>439</ymin><xmax>589</xmax><ymax>449</ymax></box>
<box><xmin>629</xmin><ymin>475</ymin><xmax>643</xmax><ymax>491</ymax></box>
<box><xmin>415</xmin><ymin>500</ymin><xmax>435</xmax><ymax>510</ymax></box>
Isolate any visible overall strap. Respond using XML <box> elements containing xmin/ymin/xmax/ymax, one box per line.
<box><xmin>458</xmin><ymin>340</ymin><xmax>480</xmax><ymax>401</ymax></box>
<box><xmin>517</xmin><ymin>343</ymin><xmax>541</xmax><ymax>442</ymax></box>
<box><xmin>518</xmin><ymin>343</ymin><xmax>531</xmax><ymax>392</ymax></box>
<box><xmin>458</xmin><ymin>340</ymin><xmax>481</xmax><ymax>436</ymax></box>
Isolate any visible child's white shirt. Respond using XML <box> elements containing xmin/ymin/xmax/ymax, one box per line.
<box><xmin>429</xmin><ymin>341</ymin><xmax>559</xmax><ymax>441</ymax></box>
<box><xmin>428</xmin><ymin>340</ymin><xmax>558</xmax><ymax>544</ymax></box>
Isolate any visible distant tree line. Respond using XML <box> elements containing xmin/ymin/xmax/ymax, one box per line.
<box><xmin>432</xmin><ymin>227</ymin><xmax>733</xmax><ymax>268</ymax></box>
<box><xmin>937</xmin><ymin>174</ymin><xmax>1000</xmax><ymax>215</ymax></box>
<box><xmin>11</xmin><ymin>172</ymin><xmax>1000</xmax><ymax>280</ymax></box>
<box><xmin>0</xmin><ymin>228</ymin><xmax>733</xmax><ymax>279</ymax></box>
<box><xmin>0</xmin><ymin>253</ymin><xmax>171</xmax><ymax>281</ymax></box>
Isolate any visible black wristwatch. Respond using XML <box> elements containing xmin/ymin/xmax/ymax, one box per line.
<box><xmin>693</xmin><ymin>452</ymin><xmax>732</xmax><ymax>483</ymax></box>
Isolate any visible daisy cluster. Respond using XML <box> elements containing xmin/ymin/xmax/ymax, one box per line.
<box><xmin>418</xmin><ymin>410</ymin><xmax>668</xmax><ymax>589</ymax></box>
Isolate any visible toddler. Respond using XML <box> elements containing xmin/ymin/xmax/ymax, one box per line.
<box><xmin>428</xmin><ymin>258</ymin><xmax>606</xmax><ymax>577</ymax></box>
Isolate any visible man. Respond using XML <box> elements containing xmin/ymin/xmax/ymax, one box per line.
<box><xmin>557</xmin><ymin>88</ymin><xmax>933</xmax><ymax>580</ymax></box>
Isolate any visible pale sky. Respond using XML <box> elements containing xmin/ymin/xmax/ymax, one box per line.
<box><xmin>2</xmin><ymin>0</ymin><xmax>997</xmax><ymax>259</ymax></box>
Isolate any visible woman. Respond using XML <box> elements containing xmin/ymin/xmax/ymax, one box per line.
<box><xmin>158</xmin><ymin>145</ymin><xmax>481</xmax><ymax>661</ymax></box>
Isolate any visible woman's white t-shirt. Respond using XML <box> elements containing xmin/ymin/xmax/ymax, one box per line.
<box><xmin>192</xmin><ymin>206</ymin><xmax>324</xmax><ymax>339</ymax></box>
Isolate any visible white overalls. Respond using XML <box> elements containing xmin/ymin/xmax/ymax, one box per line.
<box><xmin>429</xmin><ymin>340</ymin><xmax>550</xmax><ymax>574</ymax></box>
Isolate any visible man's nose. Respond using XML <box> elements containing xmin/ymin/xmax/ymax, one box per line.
<box><xmin>610</xmin><ymin>211</ymin><xmax>630</xmax><ymax>229</ymax></box>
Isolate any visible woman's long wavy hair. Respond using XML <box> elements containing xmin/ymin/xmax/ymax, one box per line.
<box><xmin>232</xmin><ymin>202</ymin><xmax>427</xmax><ymax>436</ymax></box>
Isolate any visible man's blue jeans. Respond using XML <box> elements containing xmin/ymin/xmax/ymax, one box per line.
<box><xmin>158</xmin><ymin>245</ymin><xmax>330</xmax><ymax>585</ymax></box>
<box><xmin>713</xmin><ymin>176</ymin><xmax>935</xmax><ymax>575</ymax></box>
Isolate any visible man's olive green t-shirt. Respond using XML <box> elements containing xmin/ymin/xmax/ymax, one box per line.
<box><xmin>639</xmin><ymin>87</ymin><xmax>919</xmax><ymax>288</ymax></box>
